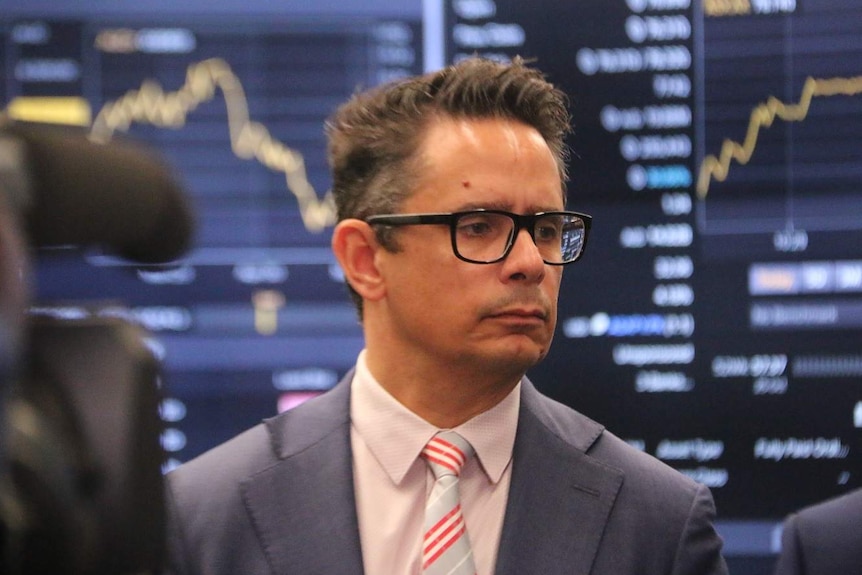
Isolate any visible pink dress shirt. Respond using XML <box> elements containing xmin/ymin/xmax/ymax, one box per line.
<box><xmin>350</xmin><ymin>350</ymin><xmax>520</xmax><ymax>575</ymax></box>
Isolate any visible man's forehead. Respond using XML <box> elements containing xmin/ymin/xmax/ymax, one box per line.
<box><xmin>407</xmin><ymin>118</ymin><xmax>563</xmax><ymax>203</ymax></box>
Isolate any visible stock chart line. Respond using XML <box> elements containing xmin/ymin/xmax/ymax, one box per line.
<box><xmin>696</xmin><ymin>75</ymin><xmax>862</xmax><ymax>200</ymax></box>
<box><xmin>89</xmin><ymin>58</ymin><xmax>337</xmax><ymax>232</ymax></box>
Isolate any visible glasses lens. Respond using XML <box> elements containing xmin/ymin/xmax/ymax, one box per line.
<box><xmin>535</xmin><ymin>213</ymin><xmax>586</xmax><ymax>264</ymax></box>
<box><xmin>453</xmin><ymin>212</ymin><xmax>514</xmax><ymax>263</ymax></box>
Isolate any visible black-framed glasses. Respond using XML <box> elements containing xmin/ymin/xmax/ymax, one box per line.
<box><xmin>366</xmin><ymin>209</ymin><xmax>591</xmax><ymax>265</ymax></box>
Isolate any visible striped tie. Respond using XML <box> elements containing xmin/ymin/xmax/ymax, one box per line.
<box><xmin>421</xmin><ymin>431</ymin><xmax>477</xmax><ymax>575</ymax></box>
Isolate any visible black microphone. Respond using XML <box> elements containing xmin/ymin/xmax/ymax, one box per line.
<box><xmin>1</xmin><ymin>121</ymin><xmax>194</xmax><ymax>264</ymax></box>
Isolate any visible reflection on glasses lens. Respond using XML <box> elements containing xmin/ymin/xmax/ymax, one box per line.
<box><xmin>453</xmin><ymin>212</ymin><xmax>586</xmax><ymax>265</ymax></box>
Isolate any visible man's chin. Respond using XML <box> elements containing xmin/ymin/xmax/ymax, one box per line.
<box><xmin>483</xmin><ymin>337</ymin><xmax>550</xmax><ymax>372</ymax></box>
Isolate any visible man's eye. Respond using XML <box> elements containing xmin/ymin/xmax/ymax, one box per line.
<box><xmin>460</xmin><ymin>222</ymin><xmax>491</xmax><ymax>235</ymax></box>
<box><xmin>536</xmin><ymin>224</ymin><xmax>560</xmax><ymax>241</ymax></box>
<box><xmin>457</xmin><ymin>215</ymin><xmax>497</xmax><ymax>236</ymax></box>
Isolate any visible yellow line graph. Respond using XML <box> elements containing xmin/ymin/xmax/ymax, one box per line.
<box><xmin>89</xmin><ymin>57</ymin><xmax>337</xmax><ymax>232</ymax></box>
<box><xmin>696</xmin><ymin>75</ymin><xmax>862</xmax><ymax>199</ymax></box>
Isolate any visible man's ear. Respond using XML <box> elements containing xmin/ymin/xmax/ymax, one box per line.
<box><xmin>331</xmin><ymin>219</ymin><xmax>386</xmax><ymax>302</ymax></box>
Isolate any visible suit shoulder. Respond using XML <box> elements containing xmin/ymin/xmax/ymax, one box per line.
<box><xmin>167</xmin><ymin>422</ymin><xmax>274</xmax><ymax>496</ymax></box>
<box><xmin>528</xmin><ymin>386</ymin><xmax>707</xmax><ymax>499</ymax></box>
<box><xmin>169</xmin><ymin>376</ymin><xmax>350</xmax><ymax>478</ymax></box>
<box><xmin>166</xmin><ymin>380</ymin><xmax>351</xmax><ymax>502</ymax></box>
<box><xmin>788</xmin><ymin>487</ymin><xmax>862</xmax><ymax>550</ymax></box>
<box><xmin>777</xmin><ymin>488</ymin><xmax>862</xmax><ymax>574</ymax></box>
<box><xmin>794</xmin><ymin>487</ymin><xmax>862</xmax><ymax>530</ymax></box>
<box><xmin>520</xmin><ymin>384</ymin><xmax>726</xmax><ymax>573</ymax></box>
<box><xmin>598</xmin><ymin>429</ymin><xmax>695</xmax><ymax>482</ymax></box>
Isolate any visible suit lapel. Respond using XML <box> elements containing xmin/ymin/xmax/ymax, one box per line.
<box><xmin>240</xmin><ymin>377</ymin><xmax>365</xmax><ymax>575</ymax></box>
<box><xmin>495</xmin><ymin>382</ymin><xmax>624</xmax><ymax>575</ymax></box>
<box><xmin>233</xmin><ymin>375</ymin><xmax>622</xmax><ymax>575</ymax></box>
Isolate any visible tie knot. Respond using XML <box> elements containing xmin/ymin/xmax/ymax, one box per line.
<box><xmin>422</xmin><ymin>431</ymin><xmax>474</xmax><ymax>479</ymax></box>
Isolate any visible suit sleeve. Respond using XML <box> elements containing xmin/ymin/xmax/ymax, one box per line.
<box><xmin>771</xmin><ymin>514</ymin><xmax>803</xmax><ymax>575</ymax></box>
<box><xmin>162</xmin><ymin>474</ymin><xmax>192</xmax><ymax>575</ymax></box>
<box><xmin>671</xmin><ymin>484</ymin><xmax>729</xmax><ymax>575</ymax></box>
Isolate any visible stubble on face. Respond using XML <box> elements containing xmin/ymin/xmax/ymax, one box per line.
<box><xmin>367</xmin><ymin>115</ymin><xmax>564</xmax><ymax>394</ymax></box>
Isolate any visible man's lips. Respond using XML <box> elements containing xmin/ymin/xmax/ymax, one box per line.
<box><xmin>486</xmin><ymin>307</ymin><xmax>548</xmax><ymax>321</ymax></box>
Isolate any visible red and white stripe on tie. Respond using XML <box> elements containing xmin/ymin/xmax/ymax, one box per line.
<box><xmin>423</xmin><ymin>435</ymin><xmax>468</xmax><ymax>475</ymax></box>
<box><xmin>421</xmin><ymin>431</ymin><xmax>477</xmax><ymax>575</ymax></box>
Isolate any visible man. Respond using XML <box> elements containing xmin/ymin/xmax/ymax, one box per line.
<box><xmin>164</xmin><ymin>57</ymin><xmax>728</xmax><ymax>574</ymax></box>
<box><xmin>773</xmin><ymin>487</ymin><xmax>862</xmax><ymax>575</ymax></box>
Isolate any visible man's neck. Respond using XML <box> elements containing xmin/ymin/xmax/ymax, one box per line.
<box><xmin>363</xmin><ymin>348</ymin><xmax>522</xmax><ymax>428</ymax></box>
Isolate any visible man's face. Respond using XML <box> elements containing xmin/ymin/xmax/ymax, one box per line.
<box><xmin>372</xmin><ymin>115</ymin><xmax>566</xmax><ymax>377</ymax></box>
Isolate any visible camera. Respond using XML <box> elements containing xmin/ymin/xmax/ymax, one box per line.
<box><xmin>0</xmin><ymin>120</ymin><xmax>193</xmax><ymax>575</ymax></box>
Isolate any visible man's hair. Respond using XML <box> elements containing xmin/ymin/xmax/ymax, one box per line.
<box><xmin>325</xmin><ymin>56</ymin><xmax>572</xmax><ymax>313</ymax></box>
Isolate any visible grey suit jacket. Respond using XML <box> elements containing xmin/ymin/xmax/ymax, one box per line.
<box><xmin>773</xmin><ymin>487</ymin><xmax>862</xmax><ymax>575</ymax></box>
<box><xmin>165</xmin><ymin>375</ymin><xmax>728</xmax><ymax>575</ymax></box>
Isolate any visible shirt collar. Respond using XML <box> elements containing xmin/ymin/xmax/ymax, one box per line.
<box><xmin>350</xmin><ymin>350</ymin><xmax>520</xmax><ymax>486</ymax></box>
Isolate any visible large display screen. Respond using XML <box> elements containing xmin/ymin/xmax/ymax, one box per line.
<box><xmin>439</xmin><ymin>0</ymin><xmax>861</xmax><ymax>567</ymax></box>
<box><xmin>1</xmin><ymin>2</ymin><xmax>421</xmax><ymax>461</ymax></box>
<box><xmin>2</xmin><ymin>1</ymin><xmax>860</xmax><ymax>571</ymax></box>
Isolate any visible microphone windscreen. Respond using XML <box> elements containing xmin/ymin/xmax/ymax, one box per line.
<box><xmin>9</xmin><ymin>122</ymin><xmax>194</xmax><ymax>263</ymax></box>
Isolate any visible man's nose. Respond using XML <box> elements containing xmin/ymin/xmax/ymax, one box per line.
<box><xmin>501</xmin><ymin>228</ymin><xmax>546</xmax><ymax>281</ymax></box>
